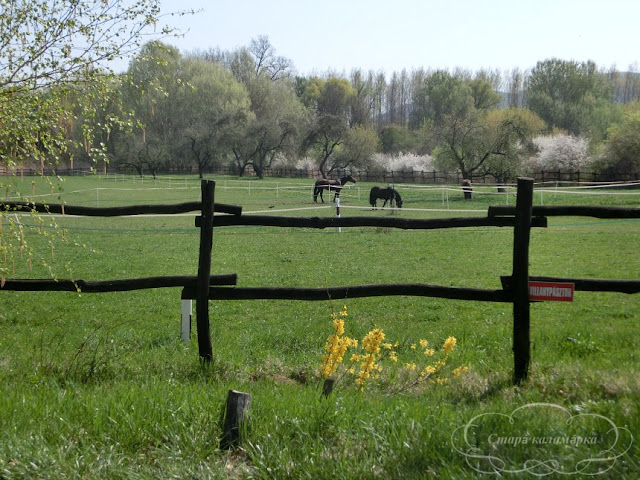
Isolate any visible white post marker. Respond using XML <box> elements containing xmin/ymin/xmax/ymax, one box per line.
<box><xmin>336</xmin><ymin>196</ymin><xmax>341</xmax><ymax>233</ymax></box>
<box><xmin>181</xmin><ymin>299</ymin><xmax>192</xmax><ymax>341</ymax></box>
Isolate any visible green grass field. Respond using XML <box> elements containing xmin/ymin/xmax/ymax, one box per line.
<box><xmin>1</xmin><ymin>174</ymin><xmax>639</xmax><ymax>479</ymax></box>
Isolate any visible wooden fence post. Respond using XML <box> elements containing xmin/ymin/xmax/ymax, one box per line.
<box><xmin>512</xmin><ymin>177</ymin><xmax>534</xmax><ymax>384</ymax></box>
<box><xmin>322</xmin><ymin>378</ymin><xmax>335</xmax><ymax>397</ymax></box>
<box><xmin>196</xmin><ymin>180</ymin><xmax>215</xmax><ymax>362</ymax></box>
<box><xmin>220</xmin><ymin>390</ymin><xmax>252</xmax><ymax>450</ymax></box>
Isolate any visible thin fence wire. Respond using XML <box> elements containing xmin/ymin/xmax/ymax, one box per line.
<box><xmin>4</xmin><ymin>165</ymin><xmax>640</xmax><ymax>184</ymax></box>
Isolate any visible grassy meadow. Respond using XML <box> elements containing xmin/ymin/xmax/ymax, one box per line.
<box><xmin>0</xmin><ymin>174</ymin><xmax>639</xmax><ymax>479</ymax></box>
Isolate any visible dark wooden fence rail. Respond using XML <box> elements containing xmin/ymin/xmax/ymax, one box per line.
<box><xmin>182</xmin><ymin>283</ymin><xmax>512</xmax><ymax>303</ymax></box>
<box><xmin>3</xmin><ymin>200</ymin><xmax>242</xmax><ymax>216</ymax></box>
<box><xmin>489</xmin><ymin>205</ymin><xmax>640</xmax><ymax>219</ymax></box>
<box><xmin>204</xmin><ymin>215</ymin><xmax>548</xmax><ymax>229</ymax></box>
<box><xmin>2</xmin><ymin>275</ymin><xmax>238</xmax><ymax>292</ymax></box>
<box><xmin>2</xmin><ymin>178</ymin><xmax>639</xmax><ymax>384</ymax></box>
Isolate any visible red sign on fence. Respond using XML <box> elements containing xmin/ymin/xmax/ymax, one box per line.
<box><xmin>529</xmin><ymin>281</ymin><xmax>575</xmax><ymax>302</ymax></box>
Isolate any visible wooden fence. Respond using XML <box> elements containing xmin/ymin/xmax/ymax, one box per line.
<box><xmin>2</xmin><ymin>179</ymin><xmax>639</xmax><ymax>384</ymax></box>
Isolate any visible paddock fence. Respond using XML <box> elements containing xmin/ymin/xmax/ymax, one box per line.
<box><xmin>3</xmin><ymin>163</ymin><xmax>640</xmax><ymax>186</ymax></box>
<box><xmin>1</xmin><ymin>179</ymin><xmax>639</xmax><ymax>384</ymax></box>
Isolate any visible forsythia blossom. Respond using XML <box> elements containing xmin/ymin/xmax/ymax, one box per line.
<box><xmin>443</xmin><ymin>336</ymin><xmax>457</xmax><ymax>354</ymax></box>
<box><xmin>422</xmin><ymin>365</ymin><xmax>436</xmax><ymax>376</ymax></box>
<box><xmin>356</xmin><ymin>329</ymin><xmax>386</xmax><ymax>389</ymax></box>
<box><xmin>320</xmin><ymin>306</ymin><xmax>357</xmax><ymax>379</ymax></box>
<box><xmin>319</xmin><ymin>307</ymin><xmax>467</xmax><ymax>393</ymax></box>
<box><xmin>453</xmin><ymin>366</ymin><xmax>469</xmax><ymax>376</ymax></box>
<box><xmin>362</xmin><ymin>328</ymin><xmax>385</xmax><ymax>354</ymax></box>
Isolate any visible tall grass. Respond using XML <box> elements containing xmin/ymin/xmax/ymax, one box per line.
<box><xmin>0</xmin><ymin>174</ymin><xmax>638</xmax><ymax>478</ymax></box>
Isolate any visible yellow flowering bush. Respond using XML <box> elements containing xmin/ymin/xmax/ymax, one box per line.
<box><xmin>319</xmin><ymin>306</ymin><xmax>468</xmax><ymax>393</ymax></box>
<box><xmin>320</xmin><ymin>305</ymin><xmax>357</xmax><ymax>379</ymax></box>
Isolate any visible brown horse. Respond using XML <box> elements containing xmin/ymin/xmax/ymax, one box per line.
<box><xmin>313</xmin><ymin>175</ymin><xmax>356</xmax><ymax>203</ymax></box>
<box><xmin>462</xmin><ymin>179</ymin><xmax>472</xmax><ymax>200</ymax></box>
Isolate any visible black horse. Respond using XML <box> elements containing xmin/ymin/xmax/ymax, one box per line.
<box><xmin>313</xmin><ymin>175</ymin><xmax>357</xmax><ymax>203</ymax></box>
<box><xmin>369</xmin><ymin>186</ymin><xmax>403</xmax><ymax>209</ymax></box>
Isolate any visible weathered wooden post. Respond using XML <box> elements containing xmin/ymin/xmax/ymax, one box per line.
<box><xmin>322</xmin><ymin>378</ymin><xmax>335</xmax><ymax>398</ymax></box>
<box><xmin>220</xmin><ymin>390</ymin><xmax>251</xmax><ymax>450</ymax></box>
<box><xmin>512</xmin><ymin>177</ymin><xmax>534</xmax><ymax>384</ymax></box>
<box><xmin>196</xmin><ymin>180</ymin><xmax>215</xmax><ymax>362</ymax></box>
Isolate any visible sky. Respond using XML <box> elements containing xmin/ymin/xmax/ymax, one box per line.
<box><xmin>129</xmin><ymin>0</ymin><xmax>640</xmax><ymax>76</ymax></box>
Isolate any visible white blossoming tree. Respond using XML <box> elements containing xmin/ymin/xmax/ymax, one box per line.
<box><xmin>532</xmin><ymin>134</ymin><xmax>591</xmax><ymax>171</ymax></box>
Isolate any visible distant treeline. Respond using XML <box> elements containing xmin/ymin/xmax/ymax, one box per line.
<box><xmin>5</xmin><ymin>37</ymin><xmax>640</xmax><ymax>184</ymax></box>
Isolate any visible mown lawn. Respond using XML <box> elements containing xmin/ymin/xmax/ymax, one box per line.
<box><xmin>0</xmin><ymin>174</ymin><xmax>638</xmax><ymax>479</ymax></box>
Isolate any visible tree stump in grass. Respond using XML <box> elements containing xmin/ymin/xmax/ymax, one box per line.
<box><xmin>322</xmin><ymin>378</ymin><xmax>335</xmax><ymax>398</ymax></box>
<box><xmin>220</xmin><ymin>390</ymin><xmax>251</xmax><ymax>450</ymax></box>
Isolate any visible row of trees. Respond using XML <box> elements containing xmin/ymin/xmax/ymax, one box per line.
<box><xmin>67</xmin><ymin>38</ymin><xmax>639</xmax><ymax>181</ymax></box>
<box><xmin>94</xmin><ymin>39</ymin><xmax>381</xmax><ymax>179</ymax></box>
<box><xmin>3</xmin><ymin>25</ymin><xmax>640</xmax><ymax>181</ymax></box>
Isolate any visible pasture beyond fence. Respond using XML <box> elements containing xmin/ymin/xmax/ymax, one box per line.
<box><xmin>2</xmin><ymin>179</ymin><xmax>639</xmax><ymax>384</ymax></box>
